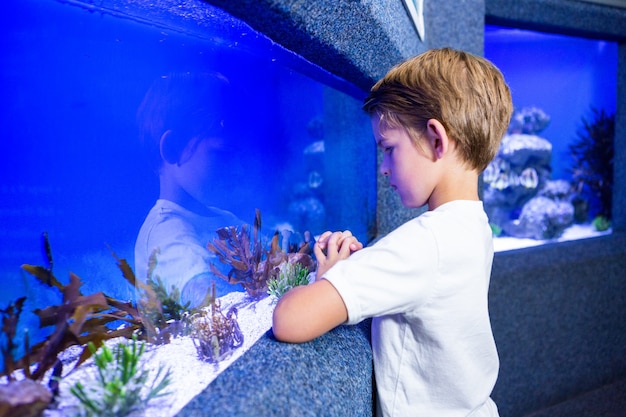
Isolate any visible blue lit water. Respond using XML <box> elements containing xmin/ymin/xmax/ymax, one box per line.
<box><xmin>484</xmin><ymin>25</ymin><xmax>617</xmax><ymax>248</ymax></box>
<box><xmin>485</xmin><ymin>25</ymin><xmax>617</xmax><ymax>182</ymax></box>
<box><xmin>0</xmin><ymin>0</ymin><xmax>374</xmax><ymax>364</ymax></box>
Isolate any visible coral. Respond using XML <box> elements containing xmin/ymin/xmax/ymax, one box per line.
<box><xmin>189</xmin><ymin>282</ymin><xmax>243</xmax><ymax>364</ymax></box>
<box><xmin>207</xmin><ymin>209</ymin><xmax>314</xmax><ymax>299</ymax></box>
<box><xmin>569</xmin><ymin>108</ymin><xmax>614</xmax><ymax>220</ymax></box>
<box><xmin>69</xmin><ymin>336</ymin><xmax>172</xmax><ymax>417</ymax></box>
<box><xmin>267</xmin><ymin>261</ymin><xmax>310</xmax><ymax>299</ymax></box>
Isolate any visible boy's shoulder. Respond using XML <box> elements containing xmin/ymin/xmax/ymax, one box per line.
<box><xmin>387</xmin><ymin>200</ymin><xmax>489</xmax><ymax>245</ymax></box>
<box><xmin>413</xmin><ymin>200</ymin><xmax>486</xmax><ymax>224</ymax></box>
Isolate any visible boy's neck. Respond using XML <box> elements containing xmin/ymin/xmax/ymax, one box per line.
<box><xmin>428</xmin><ymin>169</ymin><xmax>480</xmax><ymax>211</ymax></box>
<box><xmin>159</xmin><ymin>176</ymin><xmax>214</xmax><ymax>216</ymax></box>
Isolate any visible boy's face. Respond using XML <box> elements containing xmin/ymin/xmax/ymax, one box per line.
<box><xmin>171</xmin><ymin>135</ymin><xmax>245</xmax><ymax>206</ymax></box>
<box><xmin>372</xmin><ymin>115</ymin><xmax>438</xmax><ymax>209</ymax></box>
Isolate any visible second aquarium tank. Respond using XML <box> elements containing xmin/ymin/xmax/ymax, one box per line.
<box><xmin>483</xmin><ymin>24</ymin><xmax>617</xmax><ymax>251</ymax></box>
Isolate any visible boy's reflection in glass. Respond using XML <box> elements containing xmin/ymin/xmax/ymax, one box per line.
<box><xmin>134</xmin><ymin>72</ymin><xmax>246</xmax><ymax>308</ymax></box>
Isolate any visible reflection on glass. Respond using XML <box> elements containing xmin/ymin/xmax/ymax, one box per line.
<box><xmin>483</xmin><ymin>25</ymin><xmax>617</xmax><ymax>252</ymax></box>
<box><xmin>134</xmin><ymin>72</ymin><xmax>247</xmax><ymax>309</ymax></box>
<box><xmin>0</xmin><ymin>1</ymin><xmax>374</xmax><ymax>414</ymax></box>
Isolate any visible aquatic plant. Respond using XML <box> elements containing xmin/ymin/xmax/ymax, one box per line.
<box><xmin>135</xmin><ymin>248</ymin><xmax>189</xmax><ymax>342</ymax></box>
<box><xmin>0</xmin><ymin>234</ymin><xmax>152</xmax><ymax>417</ymax></box>
<box><xmin>189</xmin><ymin>282</ymin><xmax>243</xmax><ymax>364</ymax></box>
<box><xmin>569</xmin><ymin>108</ymin><xmax>614</xmax><ymax>220</ymax></box>
<box><xmin>592</xmin><ymin>215</ymin><xmax>611</xmax><ymax>232</ymax></box>
<box><xmin>207</xmin><ymin>209</ymin><xmax>314</xmax><ymax>299</ymax></box>
<box><xmin>0</xmin><ymin>234</ymin><xmax>143</xmax><ymax>386</ymax></box>
<box><xmin>489</xmin><ymin>223</ymin><xmax>502</xmax><ymax>237</ymax></box>
<box><xmin>70</xmin><ymin>335</ymin><xmax>172</xmax><ymax>417</ymax></box>
<box><xmin>134</xmin><ymin>248</ymin><xmax>216</xmax><ymax>344</ymax></box>
<box><xmin>267</xmin><ymin>261</ymin><xmax>310</xmax><ymax>299</ymax></box>
<box><xmin>0</xmin><ymin>232</ymin><xmax>194</xmax><ymax>381</ymax></box>
<box><xmin>146</xmin><ymin>274</ymin><xmax>189</xmax><ymax>322</ymax></box>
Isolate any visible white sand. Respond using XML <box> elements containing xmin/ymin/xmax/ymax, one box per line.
<box><xmin>493</xmin><ymin>224</ymin><xmax>612</xmax><ymax>252</ymax></box>
<box><xmin>41</xmin><ymin>292</ymin><xmax>276</xmax><ymax>417</ymax></box>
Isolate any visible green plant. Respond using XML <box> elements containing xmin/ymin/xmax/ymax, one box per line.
<box><xmin>592</xmin><ymin>215</ymin><xmax>611</xmax><ymax>232</ymax></box>
<box><xmin>146</xmin><ymin>274</ymin><xmax>190</xmax><ymax>322</ymax></box>
<box><xmin>70</xmin><ymin>336</ymin><xmax>172</xmax><ymax>417</ymax></box>
<box><xmin>267</xmin><ymin>261</ymin><xmax>310</xmax><ymax>299</ymax></box>
<box><xmin>569</xmin><ymin>108</ymin><xmax>614</xmax><ymax>220</ymax></box>
<box><xmin>489</xmin><ymin>223</ymin><xmax>502</xmax><ymax>237</ymax></box>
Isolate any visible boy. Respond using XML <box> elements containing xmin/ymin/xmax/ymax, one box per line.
<box><xmin>272</xmin><ymin>48</ymin><xmax>513</xmax><ymax>417</ymax></box>
<box><xmin>134</xmin><ymin>72</ymin><xmax>246</xmax><ymax>308</ymax></box>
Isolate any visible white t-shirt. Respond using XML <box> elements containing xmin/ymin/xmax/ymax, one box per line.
<box><xmin>324</xmin><ymin>200</ymin><xmax>499</xmax><ymax>417</ymax></box>
<box><xmin>134</xmin><ymin>199</ymin><xmax>243</xmax><ymax>307</ymax></box>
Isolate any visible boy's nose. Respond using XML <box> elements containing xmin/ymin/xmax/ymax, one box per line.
<box><xmin>379</xmin><ymin>157</ymin><xmax>389</xmax><ymax>176</ymax></box>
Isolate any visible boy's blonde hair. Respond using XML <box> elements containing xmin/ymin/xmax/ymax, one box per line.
<box><xmin>363</xmin><ymin>47</ymin><xmax>513</xmax><ymax>172</ymax></box>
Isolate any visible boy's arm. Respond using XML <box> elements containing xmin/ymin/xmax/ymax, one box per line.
<box><xmin>272</xmin><ymin>279</ymin><xmax>348</xmax><ymax>343</ymax></box>
<box><xmin>272</xmin><ymin>231</ymin><xmax>362</xmax><ymax>343</ymax></box>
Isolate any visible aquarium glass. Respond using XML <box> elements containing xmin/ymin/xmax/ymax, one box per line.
<box><xmin>0</xmin><ymin>0</ymin><xmax>375</xmax><ymax>399</ymax></box>
<box><xmin>483</xmin><ymin>25</ymin><xmax>617</xmax><ymax>251</ymax></box>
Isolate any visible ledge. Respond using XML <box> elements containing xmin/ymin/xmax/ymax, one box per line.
<box><xmin>176</xmin><ymin>320</ymin><xmax>373</xmax><ymax>416</ymax></box>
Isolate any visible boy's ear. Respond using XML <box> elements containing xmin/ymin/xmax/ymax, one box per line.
<box><xmin>425</xmin><ymin>119</ymin><xmax>450</xmax><ymax>160</ymax></box>
<box><xmin>160</xmin><ymin>129</ymin><xmax>182</xmax><ymax>165</ymax></box>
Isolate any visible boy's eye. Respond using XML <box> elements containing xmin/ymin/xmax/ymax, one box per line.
<box><xmin>384</xmin><ymin>146</ymin><xmax>393</xmax><ymax>153</ymax></box>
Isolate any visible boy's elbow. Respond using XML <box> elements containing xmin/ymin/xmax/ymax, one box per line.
<box><xmin>271</xmin><ymin>309</ymin><xmax>295</xmax><ymax>343</ymax></box>
<box><xmin>272</xmin><ymin>293</ymin><xmax>312</xmax><ymax>343</ymax></box>
<box><xmin>272</xmin><ymin>280</ymin><xmax>347</xmax><ymax>343</ymax></box>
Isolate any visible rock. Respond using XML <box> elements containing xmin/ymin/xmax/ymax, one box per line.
<box><xmin>484</xmin><ymin>133</ymin><xmax>554</xmax><ymax>230</ymax></box>
<box><xmin>0</xmin><ymin>379</ymin><xmax>52</xmax><ymax>417</ymax></box>
<box><xmin>499</xmin><ymin>133</ymin><xmax>552</xmax><ymax>167</ymax></box>
<box><xmin>502</xmin><ymin>196</ymin><xmax>575</xmax><ymax>240</ymax></box>
<box><xmin>539</xmin><ymin>179</ymin><xmax>573</xmax><ymax>201</ymax></box>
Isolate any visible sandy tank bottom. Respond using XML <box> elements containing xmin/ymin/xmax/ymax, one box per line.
<box><xmin>40</xmin><ymin>292</ymin><xmax>276</xmax><ymax>417</ymax></box>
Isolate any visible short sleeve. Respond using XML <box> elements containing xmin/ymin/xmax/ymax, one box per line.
<box><xmin>323</xmin><ymin>218</ymin><xmax>440</xmax><ymax>325</ymax></box>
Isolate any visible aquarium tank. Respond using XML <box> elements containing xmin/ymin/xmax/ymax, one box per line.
<box><xmin>483</xmin><ymin>24</ymin><xmax>617</xmax><ymax>251</ymax></box>
<box><xmin>0</xmin><ymin>1</ymin><xmax>375</xmax><ymax>414</ymax></box>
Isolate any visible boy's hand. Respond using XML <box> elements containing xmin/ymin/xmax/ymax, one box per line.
<box><xmin>314</xmin><ymin>230</ymin><xmax>363</xmax><ymax>279</ymax></box>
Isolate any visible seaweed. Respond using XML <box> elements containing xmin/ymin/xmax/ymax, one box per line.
<box><xmin>569</xmin><ymin>108</ymin><xmax>614</xmax><ymax>220</ymax></box>
<box><xmin>0</xmin><ymin>233</ymin><xmax>201</xmax><ymax>416</ymax></box>
<box><xmin>0</xmin><ymin>297</ymin><xmax>27</xmax><ymax>382</ymax></box>
<box><xmin>146</xmin><ymin>275</ymin><xmax>189</xmax><ymax>322</ymax></box>
<box><xmin>206</xmin><ymin>209</ymin><xmax>314</xmax><ymax>299</ymax></box>
<box><xmin>189</xmin><ymin>282</ymin><xmax>243</xmax><ymax>364</ymax></box>
<box><xmin>1</xmin><ymin>233</ymin><xmax>145</xmax><ymax>385</ymax></box>
<box><xmin>133</xmin><ymin>248</ymin><xmax>198</xmax><ymax>344</ymax></box>
<box><xmin>20</xmin><ymin>278</ymin><xmax>141</xmax><ymax>381</ymax></box>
